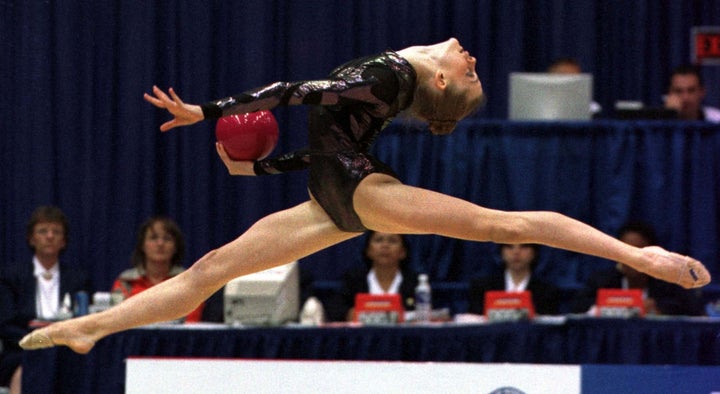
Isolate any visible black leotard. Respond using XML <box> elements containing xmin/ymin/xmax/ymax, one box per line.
<box><xmin>200</xmin><ymin>51</ymin><xmax>417</xmax><ymax>232</ymax></box>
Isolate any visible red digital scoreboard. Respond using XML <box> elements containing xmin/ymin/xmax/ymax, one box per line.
<box><xmin>692</xmin><ymin>26</ymin><xmax>720</xmax><ymax>65</ymax></box>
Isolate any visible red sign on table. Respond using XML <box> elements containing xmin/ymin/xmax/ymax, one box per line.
<box><xmin>596</xmin><ymin>288</ymin><xmax>645</xmax><ymax>318</ymax></box>
<box><xmin>353</xmin><ymin>293</ymin><xmax>404</xmax><ymax>324</ymax></box>
<box><xmin>484</xmin><ymin>290</ymin><xmax>535</xmax><ymax>322</ymax></box>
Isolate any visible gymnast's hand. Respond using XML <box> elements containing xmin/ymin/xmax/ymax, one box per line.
<box><xmin>143</xmin><ymin>86</ymin><xmax>204</xmax><ymax>132</ymax></box>
<box><xmin>215</xmin><ymin>142</ymin><xmax>256</xmax><ymax>175</ymax></box>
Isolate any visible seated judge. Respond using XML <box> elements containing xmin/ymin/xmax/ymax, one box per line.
<box><xmin>0</xmin><ymin>206</ymin><xmax>91</xmax><ymax>394</ymax></box>
<box><xmin>468</xmin><ymin>243</ymin><xmax>560</xmax><ymax>315</ymax></box>
<box><xmin>663</xmin><ymin>64</ymin><xmax>720</xmax><ymax>122</ymax></box>
<box><xmin>571</xmin><ymin>221</ymin><xmax>705</xmax><ymax>316</ymax></box>
<box><xmin>111</xmin><ymin>216</ymin><xmax>206</xmax><ymax>322</ymax></box>
<box><xmin>324</xmin><ymin>231</ymin><xmax>418</xmax><ymax>322</ymax></box>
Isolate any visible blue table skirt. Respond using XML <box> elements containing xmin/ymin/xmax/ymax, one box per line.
<box><xmin>22</xmin><ymin>317</ymin><xmax>720</xmax><ymax>394</ymax></box>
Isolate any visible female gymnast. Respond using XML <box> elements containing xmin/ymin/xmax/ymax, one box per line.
<box><xmin>20</xmin><ymin>38</ymin><xmax>709</xmax><ymax>353</ymax></box>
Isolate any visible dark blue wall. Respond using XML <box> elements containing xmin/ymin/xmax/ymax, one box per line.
<box><xmin>1</xmin><ymin>1</ymin><xmax>719</xmax><ymax>293</ymax></box>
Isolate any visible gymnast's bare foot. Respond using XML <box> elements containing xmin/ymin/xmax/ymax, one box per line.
<box><xmin>640</xmin><ymin>246</ymin><xmax>711</xmax><ymax>289</ymax></box>
<box><xmin>19</xmin><ymin>321</ymin><xmax>97</xmax><ymax>354</ymax></box>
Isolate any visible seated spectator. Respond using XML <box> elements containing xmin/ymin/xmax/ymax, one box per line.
<box><xmin>111</xmin><ymin>216</ymin><xmax>205</xmax><ymax>322</ymax></box>
<box><xmin>324</xmin><ymin>231</ymin><xmax>418</xmax><ymax>322</ymax></box>
<box><xmin>664</xmin><ymin>64</ymin><xmax>720</xmax><ymax>122</ymax></box>
<box><xmin>0</xmin><ymin>206</ymin><xmax>91</xmax><ymax>394</ymax></box>
<box><xmin>468</xmin><ymin>243</ymin><xmax>560</xmax><ymax>315</ymax></box>
<box><xmin>547</xmin><ymin>57</ymin><xmax>582</xmax><ymax>74</ymax></box>
<box><xmin>571</xmin><ymin>221</ymin><xmax>705</xmax><ymax>316</ymax></box>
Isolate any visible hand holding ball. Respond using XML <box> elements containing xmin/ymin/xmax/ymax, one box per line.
<box><xmin>215</xmin><ymin>111</ymin><xmax>279</xmax><ymax>161</ymax></box>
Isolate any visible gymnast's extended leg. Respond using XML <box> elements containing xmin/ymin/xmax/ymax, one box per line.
<box><xmin>353</xmin><ymin>174</ymin><xmax>710</xmax><ymax>289</ymax></box>
<box><xmin>20</xmin><ymin>200</ymin><xmax>358</xmax><ymax>353</ymax></box>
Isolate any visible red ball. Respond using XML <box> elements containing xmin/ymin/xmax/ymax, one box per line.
<box><xmin>215</xmin><ymin>111</ymin><xmax>279</xmax><ymax>161</ymax></box>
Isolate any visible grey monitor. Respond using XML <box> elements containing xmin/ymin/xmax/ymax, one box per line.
<box><xmin>224</xmin><ymin>261</ymin><xmax>300</xmax><ymax>326</ymax></box>
<box><xmin>509</xmin><ymin>72</ymin><xmax>593</xmax><ymax>120</ymax></box>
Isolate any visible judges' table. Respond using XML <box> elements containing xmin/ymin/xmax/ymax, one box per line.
<box><xmin>21</xmin><ymin>317</ymin><xmax>720</xmax><ymax>394</ymax></box>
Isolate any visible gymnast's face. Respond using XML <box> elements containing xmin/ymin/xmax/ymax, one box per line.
<box><xmin>434</xmin><ymin>38</ymin><xmax>484</xmax><ymax>102</ymax></box>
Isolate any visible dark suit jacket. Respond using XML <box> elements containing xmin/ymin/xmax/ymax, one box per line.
<box><xmin>0</xmin><ymin>260</ymin><xmax>91</xmax><ymax>348</ymax></box>
<box><xmin>570</xmin><ymin>268</ymin><xmax>705</xmax><ymax>315</ymax></box>
<box><xmin>324</xmin><ymin>267</ymin><xmax>419</xmax><ymax>322</ymax></box>
<box><xmin>467</xmin><ymin>272</ymin><xmax>561</xmax><ymax>315</ymax></box>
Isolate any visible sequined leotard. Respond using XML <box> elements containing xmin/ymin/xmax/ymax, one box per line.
<box><xmin>200</xmin><ymin>51</ymin><xmax>417</xmax><ymax>232</ymax></box>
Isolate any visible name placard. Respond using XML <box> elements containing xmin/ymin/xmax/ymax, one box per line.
<box><xmin>353</xmin><ymin>293</ymin><xmax>404</xmax><ymax>324</ymax></box>
<box><xmin>596</xmin><ymin>288</ymin><xmax>644</xmax><ymax>318</ymax></box>
<box><xmin>484</xmin><ymin>290</ymin><xmax>535</xmax><ymax>322</ymax></box>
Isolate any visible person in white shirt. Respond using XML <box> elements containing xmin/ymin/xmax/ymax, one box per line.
<box><xmin>326</xmin><ymin>231</ymin><xmax>418</xmax><ymax>322</ymax></box>
<box><xmin>468</xmin><ymin>244</ymin><xmax>560</xmax><ymax>315</ymax></box>
<box><xmin>0</xmin><ymin>206</ymin><xmax>90</xmax><ymax>394</ymax></box>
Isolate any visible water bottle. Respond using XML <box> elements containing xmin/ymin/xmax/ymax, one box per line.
<box><xmin>74</xmin><ymin>291</ymin><xmax>89</xmax><ymax>316</ymax></box>
<box><xmin>414</xmin><ymin>274</ymin><xmax>432</xmax><ymax>323</ymax></box>
<box><xmin>110</xmin><ymin>288</ymin><xmax>125</xmax><ymax>306</ymax></box>
<box><xmin>56</xmin><ymin>293</ymin><xmax>73</xmax><ymax>320</ymax></box>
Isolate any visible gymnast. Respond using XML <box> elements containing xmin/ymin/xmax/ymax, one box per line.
<box><xmin>20</xmin><ymin>38</ymin><xmax>709</xmax><ymax>353</ymax></box>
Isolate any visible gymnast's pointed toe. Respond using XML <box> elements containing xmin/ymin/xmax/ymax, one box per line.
<box><xmin>642</xmin><ymin>246</ymin><xmax>711</xmax><ymax>289</ymax></box>
<box><xmin>19</xmin><ymin>330</ymin><xmax>55</xmax><ymax>350</ymax></box>
<box><xmin>680</xmin><ymin>256</ymin><xmax>711</xmax><ymax>289</ymax></box>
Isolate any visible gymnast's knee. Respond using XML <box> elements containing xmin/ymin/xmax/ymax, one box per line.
<box><xmin>483</xmin><ymin>212</ymin><xmax>533</xmax><ymax>244</ymax></box>
<box><xmin>185</xmin><ymin>249</ymin><xmax>227</xmax><ymax>287</ymax></box>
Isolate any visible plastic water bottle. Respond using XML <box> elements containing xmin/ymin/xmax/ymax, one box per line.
<box><xmin>56</xmin><ymin>293</ymin><xmax>73</xmax><ymax>320</ymax></box>
<box><xmin>74</xmin><ymin>291</ymin><xmax>89</xmax><ymax>316</ymax></box>
<box><xmin>110</xmin><ymin>288</ymin><xmax>125</xmax><ymax>306</ymax></box>
<box><xmin>415</xmin><ymin>274</ymin><xmax>432</xmax><ymax>323</ymax></box>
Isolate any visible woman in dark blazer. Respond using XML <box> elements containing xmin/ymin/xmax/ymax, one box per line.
<box><xmin>468</xmin><ymin>244</ymin><xmax>560</xmax><ymax>315</ymax></box>
<box><xmin>0</xmin><ymin>206</ymin><xmax>91</xmax><ymax>393</ymax></box>
<box><xmin>325</xmin><ymin>231</ymin><xmax>418</xmax><ymax>322</ymax></box>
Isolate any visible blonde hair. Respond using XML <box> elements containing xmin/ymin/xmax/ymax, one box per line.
<box><xmin>407</xmin><ymin>80</ymin><xmax>485</xmax><ymax>135</ymax></box>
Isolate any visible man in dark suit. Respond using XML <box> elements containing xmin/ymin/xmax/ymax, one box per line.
<box><xmin>468</xmin><ymin>244</ymin><xmax>560</xmax><ymax>315</ymax></box>
<box><xmin>571</xmin><ymin>221</ymin><xmax>704</xmax><ymax>316</ymax></box>
<box><xmin>0</xmin><ymin>206</ymin><xmax>91</xmax><ymax>393</ymax></box>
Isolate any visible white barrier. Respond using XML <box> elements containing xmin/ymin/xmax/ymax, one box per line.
<box><xmin>126</xmin><ymin>358</ymin><xmax>580</xmax><ymax>394</ymax></box>
<box><xmin>127</xmin><ymin>358</ymin><xmax>720</xmax><ymax>393</ymax></box>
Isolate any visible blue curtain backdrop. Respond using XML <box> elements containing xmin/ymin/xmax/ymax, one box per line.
<box><xmin>1</xmin><ymin>0</ymin><xmax>719</xmax><ymax>292</ymax></box>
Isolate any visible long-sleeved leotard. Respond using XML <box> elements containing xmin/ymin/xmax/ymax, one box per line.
<box><xmin>201</xmin><ymin>51</ymin><xmax>417</xmax><ymax>232</ymax></box>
